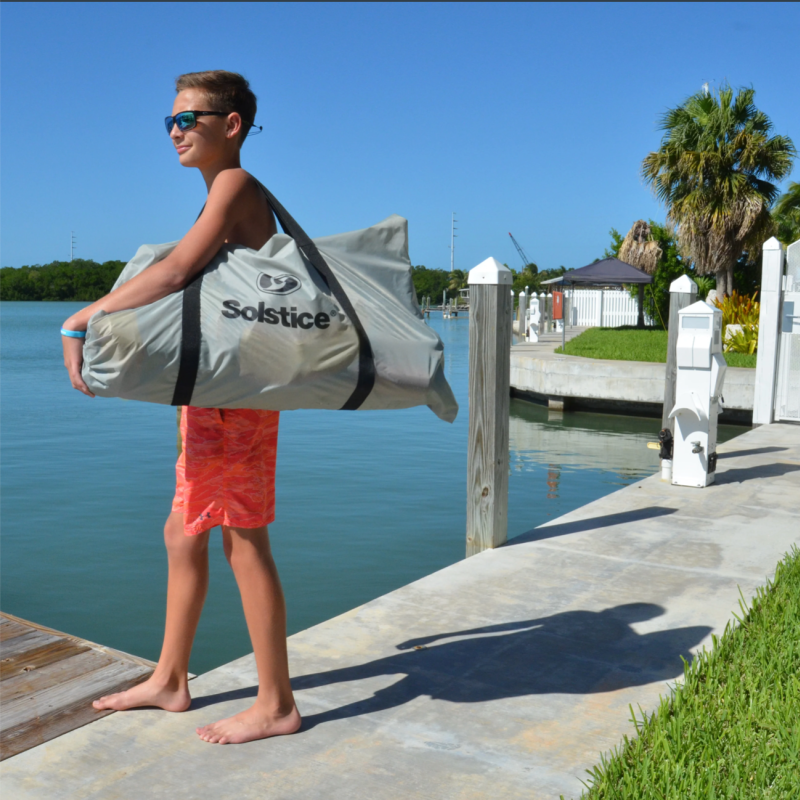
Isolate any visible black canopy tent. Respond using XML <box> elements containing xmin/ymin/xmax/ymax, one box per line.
<box><xmin>542</xmin><ymin>257</ymin><xmax>653</xmax><ymax>348</ymax></box>
<box><xmin>543</xmin><ymin>257</ymin><xmax>654</xmax><ymax>288</ymax></box>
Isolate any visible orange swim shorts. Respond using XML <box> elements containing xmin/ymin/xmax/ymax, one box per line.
<box><xmin>172</xmin><ymin>406</ymin><xmax>280</xmax><ymax>536</ymax></box>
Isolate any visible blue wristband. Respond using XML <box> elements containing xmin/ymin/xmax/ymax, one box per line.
<box><xmin>61</xmin><ymin>328</ymin><xmax>86</xmax><ymax>338</ymax></box>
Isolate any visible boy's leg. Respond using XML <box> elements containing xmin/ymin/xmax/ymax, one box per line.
<box><xmin>93</xmin><ymin>512</ymin><xmax>210</xmax><ymax>712</ymax></box>
<box><xmin>196</xmin><ymin>524</ymin><xmax>301</xmax><ymax>744</ymax></box>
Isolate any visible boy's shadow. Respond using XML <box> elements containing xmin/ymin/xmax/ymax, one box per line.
<box><xmin>193</xmin><ymin>603</ymin><xmax>711</xmax><ymax>732</ymax></box>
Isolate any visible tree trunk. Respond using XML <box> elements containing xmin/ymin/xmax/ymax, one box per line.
<box><xmin>637</xmin><ymin>284</ymin><xmax>645</xmax><ymax>328</ymax></box>
<box><xmin>716</xmin><ymin>267</ymin><xmax>729</xmax><ymax>298</ymax></box>
<box><xmin>726</xmin><ymin>263</ymin><xmax>734</xmax><ymax>297</ymax></box>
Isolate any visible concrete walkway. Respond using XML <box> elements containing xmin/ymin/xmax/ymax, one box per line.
<box><xmin>512</xmin><ymin>325</ymin><xmax>589</xmax><ymax>354</ymax></box>
<box><xmin>3</xmin><ymin>423</ymin><xmax>799</xmax><ymax>799</ymax></box>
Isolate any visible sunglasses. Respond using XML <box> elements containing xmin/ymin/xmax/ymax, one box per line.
<box><xmin>164</xmin><ymin>110</ymin><xmax>263</xmax><ymax>136</ymax></box>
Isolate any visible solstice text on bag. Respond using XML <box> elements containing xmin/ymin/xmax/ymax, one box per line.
<box><xmin>221</xmin><ymin>300</ymin><xmax>334</xmax><ymax>330</ymax></box>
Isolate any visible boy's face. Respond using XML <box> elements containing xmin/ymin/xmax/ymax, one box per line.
<box><xmin>169</xmin><ymin>88</ymin><xmax>240</xmax><ymax>168</ymax></box>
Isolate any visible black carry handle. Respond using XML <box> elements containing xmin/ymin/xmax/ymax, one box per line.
<box><xmin>171</xmin><ymin>183</ymin><xmax>376</xmax><ymax>410</ymax></box>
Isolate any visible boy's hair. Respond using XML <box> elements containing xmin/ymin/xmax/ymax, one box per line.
<box><xmin>175</xmin><ymin>70</ymin><xmax>257</xmax><ymax>143</ymax></box>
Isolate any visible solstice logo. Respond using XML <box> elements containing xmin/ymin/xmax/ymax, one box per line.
<box><xmin>257</xmin><ymin>272</ymin><xmax>301</xmax><ymax>295</ymax></box>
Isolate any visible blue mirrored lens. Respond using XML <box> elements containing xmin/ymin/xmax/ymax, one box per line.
<box><xmin>164</xmin><ymin>116</ymin><xmax>175</xmax><ymax>134</ymax></box>
<box><xmin>176</xmin><ymin>112</ymin><xmax>196</xmax><ymax>131</ymax></box>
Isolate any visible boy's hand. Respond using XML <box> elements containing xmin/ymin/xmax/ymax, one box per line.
<box><xmin>62</xmin><ymin>335</ymin><xmax>95</xmax><ymax>397</ymax></box>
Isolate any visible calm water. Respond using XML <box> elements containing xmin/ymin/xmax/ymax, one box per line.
<box><xmin>0</xmin><ymin>302</ymin><xmax>742</xmax><ymax>675</ymax></box>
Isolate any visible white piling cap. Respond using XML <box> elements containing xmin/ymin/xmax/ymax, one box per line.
<box><xmin>669</xmin><ymin>274</ymin><xmax>698</xmax><ymax>294</ymax></box>
<box><xmin>763</xmin><ymin>236</ymin><xmax>782</xmax><ymax>251</ymax></box>
<box><xmin>679</xmin><ymin>299</ymin><xmax>720</xmax><ymax>316</ymax></box>
<box><xmin>469</xmin><ymin>257</ymin><xmax>513</xmax><ymax>286</ymax></box>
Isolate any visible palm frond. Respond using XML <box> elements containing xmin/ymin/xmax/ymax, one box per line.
<box><xmin>618</xmin><ymin>221</ymin><xmax>662</xmax><ymax>274</ymax></box>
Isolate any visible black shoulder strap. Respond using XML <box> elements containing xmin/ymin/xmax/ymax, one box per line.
<box><xmin>171</xmin><ymin>203</ymin><xmax>207</xmax><ymax>407</ymax></box>
<box><xmin>255</xmin><ymin>181</ymin><xmax>375</xmax><ymax>411</ymax></box>
<box><xmin>170</xmin><ymin>270</ymin><xmax>204</xmax><ymax>406</ymax></box>
<box><xmin>171</xmin><ymin>184</ymin><xmax>376</xmax><ymax>410</ymax></box>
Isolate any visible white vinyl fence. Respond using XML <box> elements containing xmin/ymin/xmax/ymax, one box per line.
<box><xmin>566</xmin><ymin>288</ymin><xmax>653</xmax><ymax>327</ymax></box>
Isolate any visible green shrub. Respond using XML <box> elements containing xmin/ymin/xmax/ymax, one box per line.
<box><xmin>725</xmin><ymin>325</ymin><xmax>758</xmax><ymax>355</ymax></box>
<box><xmin>713</xmin><ymin>291</ymin><xmax>760</xmax><ymax>354</ymax></box>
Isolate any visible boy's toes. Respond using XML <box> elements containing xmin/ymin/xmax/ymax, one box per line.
<box><xmin>196</xmin><ymin>723</ymin><xmax>219</xmax><ymax>742</ymax></box>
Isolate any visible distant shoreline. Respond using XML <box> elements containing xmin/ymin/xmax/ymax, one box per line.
<box><xmin>0</xmin><ymin>259</ymin><xmax>125</xmax><ymax>302</ymax></box>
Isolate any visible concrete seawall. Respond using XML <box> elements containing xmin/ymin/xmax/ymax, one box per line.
<box><xmin>511</xmin><ymin>344</ymin><xmax>755</xmax><ymax>423</ymax></box>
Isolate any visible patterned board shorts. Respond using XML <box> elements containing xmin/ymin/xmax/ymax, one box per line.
<box><xmin>172</xmin><ymin>406</ymin><xmax>280</xmax><ymax>536</ymax></box>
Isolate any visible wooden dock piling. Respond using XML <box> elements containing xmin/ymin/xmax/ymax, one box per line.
<box><xmin>466</xmin><ymin>257</ymin><xmax>513</xmax><ymax>556</ymax></box>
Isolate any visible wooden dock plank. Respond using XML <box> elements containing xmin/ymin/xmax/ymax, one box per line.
<box><xmin>0</xmin><ymin>620</ymin><xmax>30</xmax><ymax>642</ymax></box>
<box><xmin>0</xmin><ymin>641</ymin><xmax>90</xmax><ymax>682</ymax></box>
<box><xmin>0</xmin><ymin>612</ymin><xmax>157</xmax><ymax>670</ymax></box>
<box><xmin>1</xmin><ymin>650</ymin><xmax>116</xmax><ymax>704</ymax></box>
<box><xmin>0</xmin><ymin>631</ymin><xmax>62</xmax><ymax>660</ymax></box>
<box><xmin>0</xmin><ymin>613</ymin><xmax>156</xmax><ymax>761</ymax></box>
<box><xmin>1</xmin><ymin>666</ymin><xmax>152</xmax><ymax>761</ymax></box>
<box><xmin>2</xmin><ymin>661</ymin><xmax>152</xmax><ymax>731</ymax></box>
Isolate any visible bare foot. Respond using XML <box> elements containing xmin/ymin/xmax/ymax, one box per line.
<box><xmin>196</xmin><ymin>703</ymin><xmax>302</xmax><ymax>744</ymax></box>
<box><xmin>92</xmin><ymin>675</ymin><xmax>191</xmax><ymax>712</ymax></box>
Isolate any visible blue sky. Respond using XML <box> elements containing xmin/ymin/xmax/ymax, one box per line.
<box><xmin>2</xmin><ymin>2</ymin><xmax>798</xmax><ymax>273</ymax></box>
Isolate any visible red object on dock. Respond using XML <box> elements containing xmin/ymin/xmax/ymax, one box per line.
<box><xmin>553</xmin><ymin>292</ymin><xmax>563</xmax><ymax>320</ymax></box>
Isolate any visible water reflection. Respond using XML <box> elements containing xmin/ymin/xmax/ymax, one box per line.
<box><xmin>510</xmin><ymin>401</ymin><xmax>660</xmax><ymax>480</ymax></box>
<box><xmin>507</xmin><ymin>396</ymin><xmax>742</xmax><ymax>513</ymax></box>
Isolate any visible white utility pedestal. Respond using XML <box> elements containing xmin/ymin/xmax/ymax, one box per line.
<box><xmin>527</xmin><ymin>298</ymin><xmax>540</xmax><ymax>342</ymax></box>
<box><xmin>668</xmin><ymin>300</ymin><xmax>726</xmax><ymax>487</ymax></box>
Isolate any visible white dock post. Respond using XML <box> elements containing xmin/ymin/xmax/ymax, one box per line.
<box><xmin>539</xmin><ymin>293</ymin><xmax>546</xmax><ymax>336</ymax></box>
<box><xmin>663</xmin><ymin>275</ymin><xmax>697</xmax><ymax>431</ymax></box>
<box><xmin>518</xmin><ymin>289</ymin><xmax>528</xmax><ymax>333</ymax></box>
<box><xmin>753</xmin><ymin>237</ymin><xmax>785</xmax><ymax>426</ymax></box>
<box><xmin>467</xmin><ymin>257</ymin><xmax>513</xmax><ymax>556</ymax></box>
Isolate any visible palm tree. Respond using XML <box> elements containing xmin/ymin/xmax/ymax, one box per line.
<box><xmin>448</xmin><ymin>269</ymin><xmax>468</xmax><ymax>293</ymax></box>
<box><xmin>642</xmin><ymin>85</ymin><xmax>796</xmax><ymax>296</ymax></box>
<box><xmin>774</xmin><ymin>181</ymin><xmax>800</xmax><ymax>245</ymax></box>
<box><xmin>618</xmin><ymin>220</ymin><xmax>662</xmax><ymax>274</ymax></box>
<box><xmin>618</xmin><ymin>220</ymin><xmax>665</xmax><ymax>327</ymax></box>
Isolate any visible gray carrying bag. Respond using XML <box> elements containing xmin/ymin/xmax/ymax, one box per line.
<box><xmin>82</xmin><ymin>183</ymin><xmax>458</xmax><ymax>422</ymax></box>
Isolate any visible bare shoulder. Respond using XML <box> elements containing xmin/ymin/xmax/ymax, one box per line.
<box><xmin>209</xmin><ymin>168</ymin><xmax>256</xmax><ymax>200</ymax></box>
<box><xmin>209</xmin><ymin>169</ymin><xmax>275</xmax><ymax>247</ymax></box>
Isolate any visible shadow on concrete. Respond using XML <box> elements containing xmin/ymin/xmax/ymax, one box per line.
<box><xmin>717</xmin><ymin>446</ymin><xmax>788</xmax><ymax>460</ymax></box>
<box><xmin>506</xmin><ymin>506</ymin><xmax>677</xmax><ymax>546</ymax></box>
<box><xmin>192</xmin><ymin>603</ymin><xmax>710</xmax><ymax>730</ymax></box>
<box><xmin>716</xmin><ymin>462</ymin><xmax>800</xmax><ymax>485</ymax></box>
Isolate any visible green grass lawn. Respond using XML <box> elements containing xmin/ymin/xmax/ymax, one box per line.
<box><xmin>554</xmin><ymin>327</ymin><xmax>757</xmax><ymax>368</ymax></box>
<box><xmin>573</xmin><ymin>546</ymin><xmax>800</xmax><ymax>799</ymax></box>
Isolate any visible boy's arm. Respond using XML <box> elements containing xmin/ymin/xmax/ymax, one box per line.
<box><xmin>62</xmin><ymin>170</ymin><xmax>262</xmax><ymax>397</ymax></box>
<box><xmin>63</xmin><ymin>170</ymin><xmax>257</xmax><ymax>332</ymax></box>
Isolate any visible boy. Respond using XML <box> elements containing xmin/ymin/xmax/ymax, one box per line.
<box><xmin>61</xmin><ymin>70</ymin><xmax>302</xmax><ymax>745</ymax></box>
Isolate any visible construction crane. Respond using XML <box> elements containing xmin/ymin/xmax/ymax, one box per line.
<box><xmin>508</xmin><ymin>232</ymin><xmax>532</xmax><ymax>270</ymax></box>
